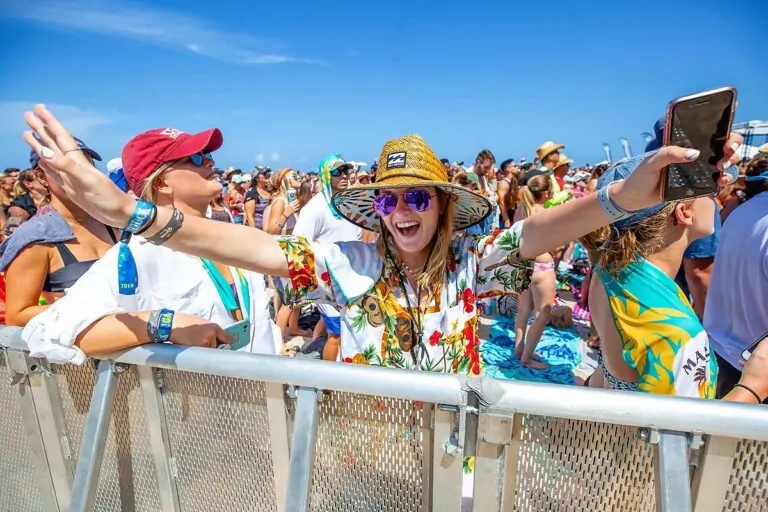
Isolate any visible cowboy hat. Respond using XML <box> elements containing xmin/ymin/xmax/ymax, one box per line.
<box><xmin>535</xmin><ymin>141</ymin><xmax>565</xmax><ymax>163</ymax></box>
<box><xmin>331</xmin><ymin>134</ymin><xmax>492</xmax><ymax>231</ymax></box>
<box><xmin>553</xmin><ymin>153</ymin><xmax>573</xmax><ymax>169</ymax></box>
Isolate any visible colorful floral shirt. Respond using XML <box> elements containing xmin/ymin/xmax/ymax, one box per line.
<box><xmin>277</xmin><ymin>221</ymin><xmax>533</xmax><ymax>374</ymax></box>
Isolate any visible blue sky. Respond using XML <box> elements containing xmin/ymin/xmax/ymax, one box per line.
<box><xmin>0</xmin><ymin>0</ymin><xmax>765</xmax><ymax>171</ymax></box>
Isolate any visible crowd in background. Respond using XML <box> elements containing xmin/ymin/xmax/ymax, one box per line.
<box><xmin>2</xmin><ymin>123</ymin><xmax>768</xmax><ymax>407</ymax></box>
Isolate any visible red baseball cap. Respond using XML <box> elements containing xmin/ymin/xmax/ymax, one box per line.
<box><xmin>121</xmin><ymin>127</ymin><xmax>223</xmax><ymax>194</ymax></box>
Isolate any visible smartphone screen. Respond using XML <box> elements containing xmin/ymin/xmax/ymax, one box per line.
<box><xmin>741</xmin><ymin>330</ymin><xmax>768</xmax><ymax>361</ymax></box>
<box><xmin>662</xmin><ymin>88</ymin><xmax>736</xmax><ymax>201</ymax></box>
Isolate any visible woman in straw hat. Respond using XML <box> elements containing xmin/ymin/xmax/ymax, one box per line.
<box><xmin>21</xmin><ymin>105</ymin><xmax>742</xmax><ymax>374</ymax></box>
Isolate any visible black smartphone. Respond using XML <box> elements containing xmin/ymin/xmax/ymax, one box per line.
<box><xmin>661</xmin><ymin>86</ymin><xmax>737</xmax><ymax>202</ymax></box>
<box><xmin>741</xmin><ymin>330</ymin><xmax>768</xmax><ymax>361</ymax></box>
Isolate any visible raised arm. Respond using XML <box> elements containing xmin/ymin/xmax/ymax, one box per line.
<box><xmin>24</xmin><ymin>105</ymin><xmax>290</xmax><ymax>278</ymax></box>
<box><xmin>517</xmin><ymin>146</ymin><xmax>741</xmax><ymax>260</ymax></box>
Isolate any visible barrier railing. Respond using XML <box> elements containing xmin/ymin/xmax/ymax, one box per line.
<box><xmin>1</xmin><ymin>325</ymin><xmax>767</xmax><ymax>512</ymax></box>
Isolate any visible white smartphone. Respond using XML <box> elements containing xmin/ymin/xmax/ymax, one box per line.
<box><xmin>219</xmin><ymin>320</ymin><xmax>250</xmax><ymax>351</ymax></box>
<box><xmin>741</xmin><ymin>330</ymin><xmax>768</xmax><ymax>361</ymax></box>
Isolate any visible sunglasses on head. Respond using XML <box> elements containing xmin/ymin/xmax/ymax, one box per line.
<box><xmin>188</xmin><ymin>152</ymin><xmax>213</xmax><ymax>167</ymax></box>
<box><xmin>373</xmin><ymin>189</ymin><xmax>435</xmax><ymax>217</ymax></box>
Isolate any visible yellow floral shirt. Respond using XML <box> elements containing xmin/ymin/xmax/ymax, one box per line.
<box><xmin>276</xmin><ymin>221</ymin><xmax>533</xmax><ymax>374</ymax></box>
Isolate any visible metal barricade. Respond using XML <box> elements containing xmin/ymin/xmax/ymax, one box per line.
<box><xmin>0</xmin><ymin>350</ymin><xmax>47</xmax><ymax>512</ymax></box>
<box><xmin>3</xmin><ymin>325</ymin><xmax>768</xmax><ymax>512</ymax></box>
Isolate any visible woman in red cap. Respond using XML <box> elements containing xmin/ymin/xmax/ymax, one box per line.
<box><xmin>22</xmin><ymin>123</ymin><xmax>279</xmax><ymax>363</ymax></box>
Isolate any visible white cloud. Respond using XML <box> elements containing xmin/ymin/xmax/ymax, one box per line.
<box><xmin>0</xmin><ymin>101</ymin><xmax>115</xmax><ymax>138</ymax></box>
<box><xmin>2</xmin><ymin>1</ymin><xmax>325</xmax><ymax>66</ymax></box>
<box><xmin>269</xmin><ymin>152</ymin><xmax>280</xmax><ymax>163</ymax></box>
<box><xmin>255</xmin><ymin>153</ymin><xmax>265</xmax><ymax>164</ymax></box>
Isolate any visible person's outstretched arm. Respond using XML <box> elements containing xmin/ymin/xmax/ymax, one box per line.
<box><xmin>23</xmin><ymin>104</ymin><xmax>742</xmax><ymax>269</ymax></box>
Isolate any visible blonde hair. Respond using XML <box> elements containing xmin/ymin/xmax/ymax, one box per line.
<box><xmin>274</xmin><ymin>168</ymin><xmax>295</xmax><ymax>198</ymax></box>
<box><xmin>519</xmin><ymin>175</ymin><xmax>552</xmax><ymax>218</ymax></box>
<box><xmin>376</xmin><ymin>190</ymin><xmax>455</xmax><ymax>294</ymax></box>
<box><xmin>580</xmin><ymin>203</ymin><xmax>676</xmax><ymax>275</ymax></box>
<box><xmin>139</xmin><ymin>165</ymin><xmax>169</xmax><ymax>202</ymax></box>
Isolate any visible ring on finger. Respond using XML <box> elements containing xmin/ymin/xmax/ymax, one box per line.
<box><xmin>64</xmin><ymin>148</ymin><xmax>83</xmax><ymax>155</ymax></box>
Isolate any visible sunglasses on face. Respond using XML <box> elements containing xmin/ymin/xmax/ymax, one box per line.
<box><xmin>373</xmin><ymin>189</ymin><xmax>435</xmax><ymax>217</ymax></box>
<box><xmin>188</xmin><ymin>152</ymin><xmax>213</xmax><ymax>167</ymax></box>
<box><xmin>330</xmin><ymin>166</ymin><xmax>350</xmax><ymax>178</ymax></box>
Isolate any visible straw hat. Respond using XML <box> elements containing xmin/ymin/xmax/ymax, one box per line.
<box><xmin>331</xmin><ymin>134</ymin><xmax>492</xmax><ymax>231</ymax></box>
<box><xmin>535</xmin><ymin>141</ymin><xmax>565</xmax><ymax>163</ymax></box>
<box><xmin>553</xmin><ymin>153</ymin><xmax>573</xmax><ymax>169</ymax></box>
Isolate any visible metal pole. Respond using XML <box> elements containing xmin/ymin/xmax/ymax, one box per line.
<box><xmin>654</xmin><ymin>430</ymin><xmax>693</xmax><ymax>512</ymax></box>
<box><xmin>137</xmin><ymin>366</ymin><xmax>180</xmax><ymax>512</ymax></box>
<box><xmin>69</xmin><ymin>360</ymin><xmax>122</xmax><ymax>512</ymax></box>
<box><xmin>108</xmin><ymin>343</ymin><xmax>465</xmax><ymax>407</ymax></box>
<box><xmin>284</xmin><ymin>387</ymin><xmax>320</xmax><ymax>512</ymax></box>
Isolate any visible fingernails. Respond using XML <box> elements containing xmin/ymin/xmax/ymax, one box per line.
<box><xmin>720</xmin><ymin>159</ymin><xmax>732</xmax><ymax>170</ymax></box>
<box><xmin>685</xmin><ymin>149</ymin><xmax>700</xmax><ymax>160</ymax></box>
<box><xmin>40</xmin><ymin>147</ymin><xmax>55</xmax><ymax>159</ymax></box>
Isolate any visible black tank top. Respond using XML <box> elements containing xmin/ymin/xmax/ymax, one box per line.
<box><xmin>43</xmin><ymin>228</ymin><xmax>118</xmax><ymax>293</ymax></box>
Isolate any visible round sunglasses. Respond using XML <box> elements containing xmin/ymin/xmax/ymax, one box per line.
<box><xmin>373</xmin><ymin>189</ymin><xmax>435</xmax><ymax>217</ymax></box>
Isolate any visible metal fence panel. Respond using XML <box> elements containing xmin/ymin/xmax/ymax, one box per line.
<box><xmin>508</xmin><ymin>415</ymin><xmax>656</xmax><ymax>512</ymax></box>
<box><xmin>53</xmin><ymin>363</ymin><xmax>162</xmax><ymax>511</ymax></box>
<box><xmin>160</xmin><ymin>370</ymin><xmax>279</xmax><ymax>512</ymax></box>
<box><xmin>307</xmin><ymin>392</ymin><xmax>429</xmax><ymax>512</ymax></box>
<box><xmin>723</xmin><ymin>439</ymin><xmax>768</xmax><ymax>512</ymax></box>
<box><xmin>0</xmin><ymin>351</ymin><xmax>45</xmax><ymax>512</ymax></box>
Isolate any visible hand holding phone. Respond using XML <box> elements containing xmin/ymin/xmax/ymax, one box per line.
<box><xmin>741</xmin><ymin>330</ymin><xmax>768</xmax><ymax>361</ymax></box>
<box><xmin>661</xmin><ymin>87</ymin><xmax>737</xmax><ymax>202</ymax></box>
<box><xmin>219</xmin><ymin>319</ymin><xmax>251</xmax><ymax>351</ymax></box>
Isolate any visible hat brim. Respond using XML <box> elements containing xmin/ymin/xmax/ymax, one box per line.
<box><xmin>536</xmin><ymin>144</ymin><xmax>565</xmax><ymax>162</ymax></box>
<box><xmin>331</xmin><ymin>176</ymin><xmax>492</xmax><ymax>232</ymax></box>
<box><xmin>166</xmin><ymin>128</ymin><xmax>224</xmax><ymax>161</ymax></box>
<box><xmin>331</xmin><ymin>162</ymin><xmax>354</xmax><ymax>172</ymax></box>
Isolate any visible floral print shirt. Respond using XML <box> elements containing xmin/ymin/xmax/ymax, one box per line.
<box><xmin>277</xmin><ymin>221</ymin><xmax>533</xmax><ymax>374</ymax></box>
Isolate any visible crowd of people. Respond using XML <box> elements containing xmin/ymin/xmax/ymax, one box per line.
<box><xmin>1</xmin><ymin>103</ymin><xmax>767</xmax><ymax>410</ymax></box>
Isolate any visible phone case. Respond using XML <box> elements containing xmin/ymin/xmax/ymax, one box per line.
<box><xmin>220</xmin><ymin>320</ymin><xmax>251</xmax><ymax>351</ymax></box>
<box><xmin>660</xmin><ymin>86</ymin><xmax>737</xmax><ymax>201</ymax></box>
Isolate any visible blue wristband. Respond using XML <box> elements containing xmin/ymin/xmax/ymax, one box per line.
<box><xmin>156</xmin><ymin>309</ymin><xmax>174</xmax><ymax>343</ymax></box>
<box><xmin>125</xmin><ymin>200</ymin><xmax>156</xmax><ymax>234</ymax></box>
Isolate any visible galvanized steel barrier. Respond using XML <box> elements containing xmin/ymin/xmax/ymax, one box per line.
<box><xmin>1</xmin><ymin>325</ymin><xmax>767</xmax><ymax>512</ymax></box>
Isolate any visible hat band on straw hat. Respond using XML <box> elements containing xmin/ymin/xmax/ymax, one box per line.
<box><xmin>331</xmin><ymin>133</ymin><xmax>493</xmax><ymax>231</ymax></box>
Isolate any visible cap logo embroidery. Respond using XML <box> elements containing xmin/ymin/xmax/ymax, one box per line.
<box><xmin>386</xmin><ymin>151</ymin><xmax>406</xmax><ymax>169</ymax></box>
<box><xmin>160</xmin><ymin>128</ymin><xmax>185</xmax><ymax>139</ymax></box>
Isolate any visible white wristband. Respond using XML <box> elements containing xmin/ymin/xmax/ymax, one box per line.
<box><xmin>598</xmin><ymin>181</ymin><xmax>632</xmax><ymax>221</ymax></box>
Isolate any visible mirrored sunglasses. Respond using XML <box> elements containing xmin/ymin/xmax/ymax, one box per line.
<box><xmin>330</xmin><ymin>166</ymin><xmax>350</xmax><ymax>178</ymax></box>
<box><xmin>189</xmin><ymin>152</ymin><xmax>213</xmax><ymax>166</ymax></box>
<box><xmin>373</xmin><ymin>189</ymin><xmax>435</xmax><ymax>217</ymax></box>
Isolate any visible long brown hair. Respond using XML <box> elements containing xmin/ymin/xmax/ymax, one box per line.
<box><xmin>580</xmin><ymin>203</ymin><xmax>676</xmax><ymax>275</ymax></box>
<box><xmin>376</xmin><ymin>190</ymin><xmax>456</xmax><ymax>294</ymax></box>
